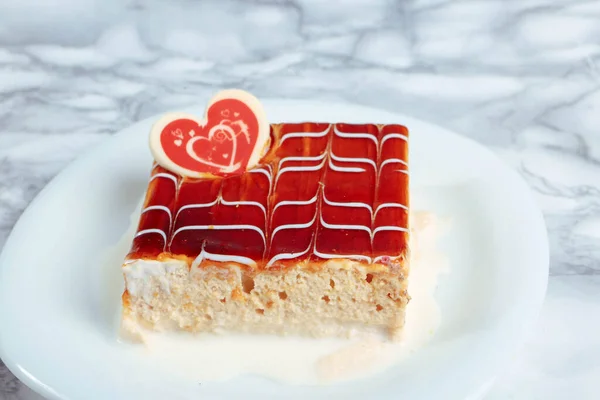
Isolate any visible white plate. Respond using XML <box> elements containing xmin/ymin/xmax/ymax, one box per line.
<box><xmin>0</xmin><ymin>99</ymin><xmax>548</xmax><ymax>400</ymax></box>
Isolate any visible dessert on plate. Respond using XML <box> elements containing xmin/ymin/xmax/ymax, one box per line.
<box><xmin>120</xmin><ymin>90</ymin><xmax>410</xmax><ymax>340</ymax></box>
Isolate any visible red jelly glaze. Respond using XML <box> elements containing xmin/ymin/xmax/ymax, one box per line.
<box><xmin>127</xmin><ymin>123</ymin><xmax>409</xmax><ymax>269</ymax></box>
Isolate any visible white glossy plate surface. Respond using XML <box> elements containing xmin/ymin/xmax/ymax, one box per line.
<box><xmin>0</xmin><ymin>99</ymin><xmax>548</xmax><ymax>400</ymax></box>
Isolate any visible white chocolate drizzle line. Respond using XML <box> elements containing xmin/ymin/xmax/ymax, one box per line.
<box><xmin>134</xmin><ymin>171</ymin><xmax>178</xmax><ymax>251</ymax></box>
<box><xmin>249</xmin><ymin>166</ymin><xmax>272</xmax><ymax>187</ymax></box>
<box><xmin>333</xmin><ymin>123</ymin><xmax>408</xmax><ymax>160</ymax></box>
<box><xmin>221</xmin><ymin>198</ymin><xmax>267</xmax><ymax>217</ymax></box>
<box><xmin>149</xmin><ymin>172</ymin><xmax>178</xmax><ymax>186</ymax></box>
<box><xmin>373</xmin><ymin>202</ymin><xmax>408</xmax><ymax>217</ymax></box>
<box><xmin>170</xmin><ymin>224</ymin><xmax>266</xmax><ymax>250</ymax></box>
<box><xmin>174</xmin><ymin>199</ymin><xmax>219</xmax><ymax>223</ymax></box>
<box><xmin>333</xmin><ymin>125</ymin><xmax>407</xmax><ymax>147</ymax></box>
<box><xmin>319</xmin><ymin>214</ymin><xmax>371</xmax><ymax>235</ymax></box>
<box><xmin>373</xmin><ymin>226</ymin><xmax>409</xmax><ymax>235</ymax></box>
<box><xmin>313</xmin><ymin>246</ymin><xmax>372</xmax><ymax>264</ymax></box>
<box><xmin>265</xmin><ymin>243</ymin><xmax>313</xmax><ymax>268</ymax></box>
<box><xmin>270</xmin><ymin>210</ymin><xmax>318</xmax><ymax>244</ymax></box>
<box><xmin>277</xmin><ymin>153</ymin><xmax>327</xmax><ymax>171</ymax></box>
<box><xmin>274</xmin><ymin>157</ymin><xmax>327</xmax><ymax>188</ymax></box>
<box><xmin>330</xmin><ymin>152</ymin><xmax>377</xmax><ymax>172</ymax></box>
<box><xmin>274</xmin><ymin>126</ymin><xmax>408</xmax><ymax>187</ymax></box>
<box><xmin>192</xmin><ymin>247</ymin><xmax>256</xmax><ymax>269</ymax></box>
<box><xmin>307</xmin><ymin>176</ymin><xmax>374</xmax><ymax>264</ymax></box>
<box><xmin>333</xmin><ymin>125</ymin><xmax>378</xmax><ymax>147</ymax></box>
<box><xmin>329</xmin><ymin>153</ymin><xmax>409</xmax><ymax>176</ymax></box>
<box><xmin>322</xmin><ymin>193</ymin><xmax>373</xmax><ymax>214</ymax></box>
<box><xmin>319</xmin><ymin>214</ymin><xmax>408</xmax><ymax>239</ymax></box>
<box><xmin>249</xmin><ymin>165</ymin><xmax>274</xmax><ymax>223</ymax></box>
<box><xmin>272</xmin><ymin>193</ymin><xmax>319</xmax><ymax>215</ymax></box>
<box><xmin>280</xmin><ymin>124</ymin><xmax>331</xmax><ymax>144</ymax></box>
<box><xmin>322</xmin><ymin>192</ymin><xmax>407</xmax><ymax>219</ymax></box>
<box><xmin>328</xmin><ymin>158</ymin><xmax>365</xmax><ymax>173</ymax></box>
<box><xmin>174</xmin><ymin>197</ymin><xmax>267</xmax><ymax>227</ymax></box>
<box><xmin>380</xmin><ymin>158</ymin><xmax>408</xmax><ymax>169</ymax></box>
<box><xmin>380</xmin><ymin>158</ymin><xmax>410</xmax><ymax>176</ymax></box>
<box><xmin>330</xmin><ymin>126</ymin><xmax>409</xmax><ymax>178</ymax></box>
<box><xmin>134</xmin><ymin>229</ymin><xmax>167</xmax><ymax>251</ymax></box>
<box><xmin>380</xmin><ymin>132</ymin><xmax>408</xmax><ymax>146</ymax></box>
<box><xmin>141</xmin><ymin>205</ymin><xmax>173</xmax><ymax>227</ymax></box>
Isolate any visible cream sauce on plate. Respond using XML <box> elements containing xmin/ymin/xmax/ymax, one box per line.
<box><xmin>105</xmin><ymin>209</ymin><xmax>449</xmax><ymax>385</ymax></box>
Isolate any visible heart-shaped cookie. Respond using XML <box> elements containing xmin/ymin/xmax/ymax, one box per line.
<box><xmin>149</xmin><ymin>89</ymin><xmax>270</xmax><ymax>178</ymax></box>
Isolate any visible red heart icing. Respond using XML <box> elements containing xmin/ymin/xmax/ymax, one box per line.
<box><xmin>150</xmin><ymin>90</ymin><xmax>269</xmax><ymax>178</ymax></box>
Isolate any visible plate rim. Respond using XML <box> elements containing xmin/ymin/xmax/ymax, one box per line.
<box><xmin>0</xmin><ymin>98</ymin><xmax>549</xmax><ymax>400</ymax></box>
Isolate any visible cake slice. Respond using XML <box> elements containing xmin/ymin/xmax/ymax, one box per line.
<box><xmin>121</xmin><ymin>122</ymin><xmax>410</xmax><ymax>339</ymax></box>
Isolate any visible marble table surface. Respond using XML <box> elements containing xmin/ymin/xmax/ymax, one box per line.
<box><xmin>1</xmin><ymin>0</ymin><xmax>599</xmax><ymax>398</ymax></box>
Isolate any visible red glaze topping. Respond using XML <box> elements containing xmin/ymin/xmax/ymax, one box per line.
<box><xmin>128</xmin><ymin>123</ymin><xmax>409</xmax><ymax>270</ymax></box>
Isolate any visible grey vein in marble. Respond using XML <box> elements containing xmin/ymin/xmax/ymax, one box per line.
<box><xmin>1</xmin><ymin>0</ymin><xmax>599</xmax><ymax>399</ymax></box>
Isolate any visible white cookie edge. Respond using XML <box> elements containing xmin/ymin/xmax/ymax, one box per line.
<box><xmin>148</xmin><ymin>89</ymin><xmax>270</xmax><ymax>179</ymax></box>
